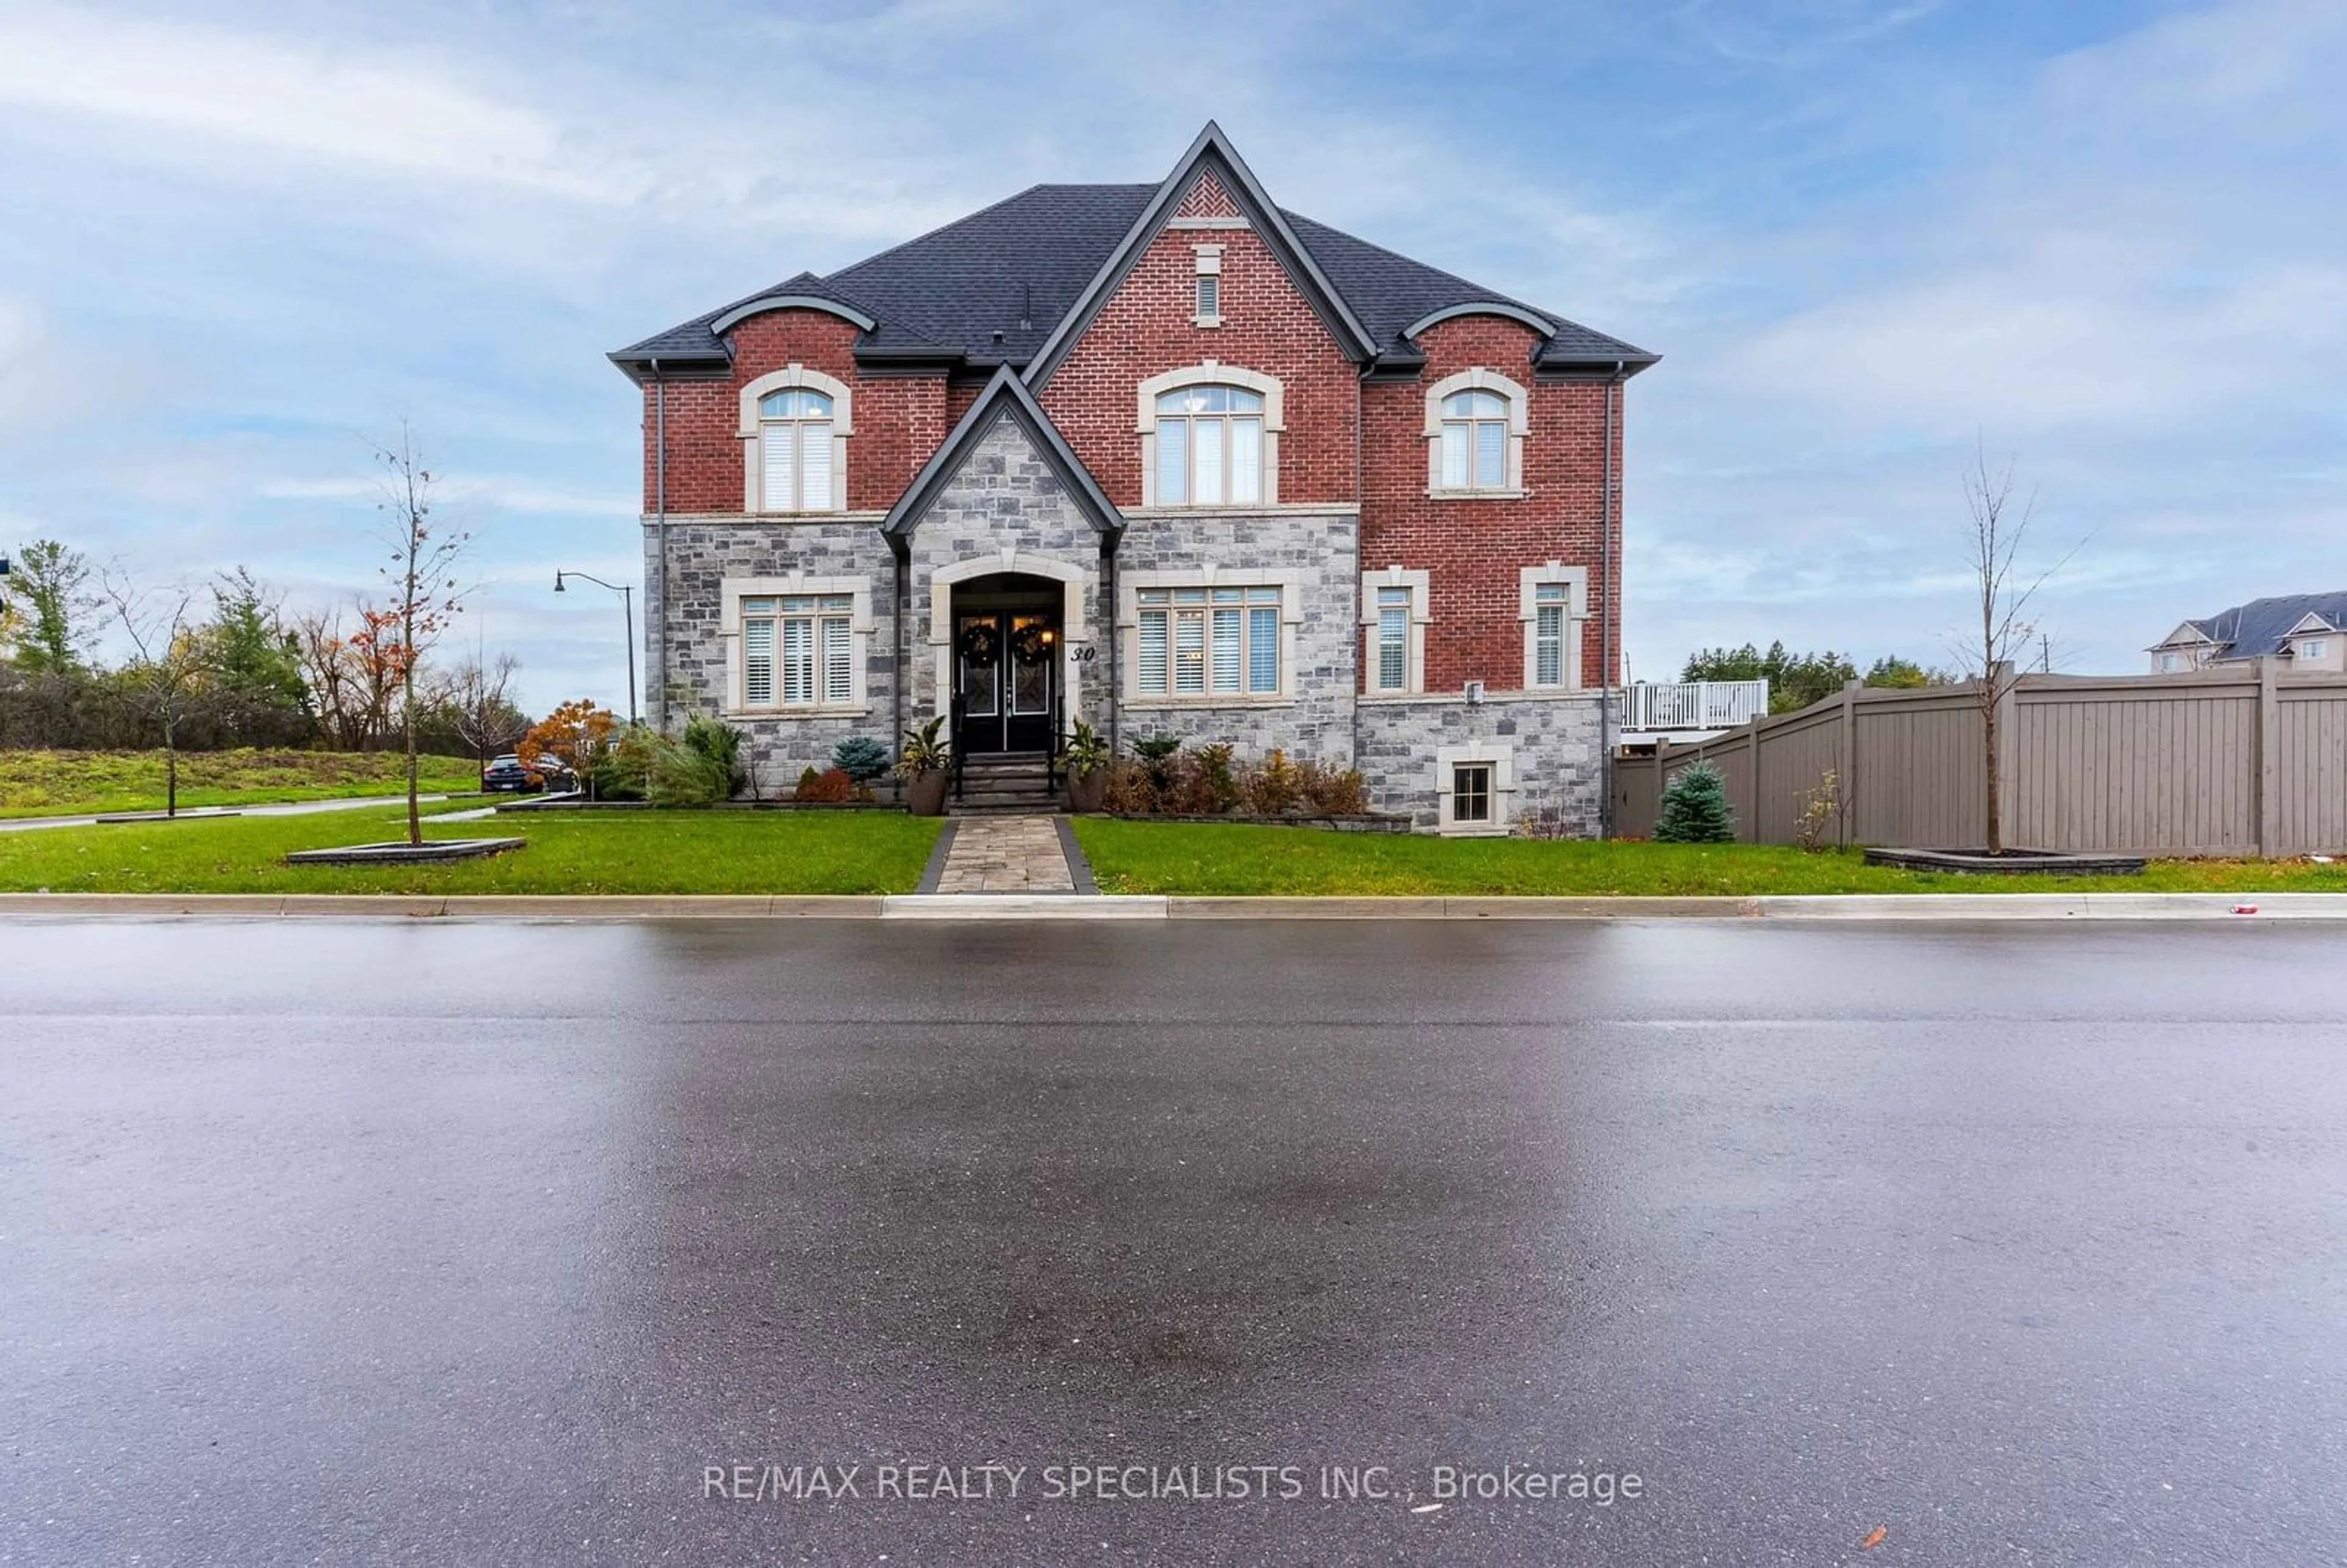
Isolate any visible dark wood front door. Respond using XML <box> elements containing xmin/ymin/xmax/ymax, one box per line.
<box><xmin>955</xmin><ymin>610</ymin><xmax>1057</xmax><ymax>753</ymax></box>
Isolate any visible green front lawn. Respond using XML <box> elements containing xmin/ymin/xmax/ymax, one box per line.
<box><xmin>0</xmin><ymin>805</ymin><xmax>941</xmax><ymax>895</ymax></box>
<box><xmin>0</xmin><ymin>749</ymin><xmax>482</xmax><ymax>819</ymax></box>
<box><xmin>1070</xmin><ymin>818</ymin><xmax>2347</xmax><ymax>896</ymax></box>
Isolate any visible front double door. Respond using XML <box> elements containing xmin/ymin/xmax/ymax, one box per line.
<box><xmin>955</xmin><ymin>610</ymin><xmax>1058</xmax><ymax>753</ymax></box>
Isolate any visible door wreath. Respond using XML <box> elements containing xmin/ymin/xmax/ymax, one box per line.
<box><xmin>1010</xmin><ymin>622</ymin><xmax>1054</xmax><ymax>666</ymax></box>
<box><xmin>955</xmin><ymin>621</ymin><xmax>1001</xmax><ymax>664</ymax></box>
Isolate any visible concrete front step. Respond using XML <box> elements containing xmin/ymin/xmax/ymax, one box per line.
<box><xmin>948</xmin><ymin>802</ymin><xmax>1068</xmax><ymax>817</ymax></box>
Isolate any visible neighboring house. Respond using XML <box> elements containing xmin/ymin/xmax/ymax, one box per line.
<box><xmin>2149</xmin><ymin>593</ymin><xmax>2347</xmax><ymax>675</ymax></box>
<box><xmin>608</xmin><ymin>123</ymin><xmax>1656</xmax><ymax>833</ymax></box>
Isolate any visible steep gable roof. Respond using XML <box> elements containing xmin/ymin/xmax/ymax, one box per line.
<box><xmin>2165</xmin><ymin>592</ymin><xmax>2347</xmax><ymax>660</ymax></box>
<box><xmin>1021</xmin><ymin>120</ymin><xmax>1378</xmax><ymax>384</ymax></box>
<box><xmin>610</xmin><ymin>125</ymin><xmax>1658</xmax><ymax>383</ymax></box>
<box><xmin>880</xmin><ymin>367</ymin><xmax>1123</xmax><ymax>544</ymax></box>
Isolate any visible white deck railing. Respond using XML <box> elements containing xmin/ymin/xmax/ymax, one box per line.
<box><xmin>1622</xmin><ymin>680</ymin><xmax>1770</xmax><ymax>733</ymax></box>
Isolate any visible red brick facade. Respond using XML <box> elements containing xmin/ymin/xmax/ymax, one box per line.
<box><xmin>642</xmin><ymin>312</ymin><xmax>952</xmax><ymax>515</ymax></box>
<box><xmin>1036</xmin><ymin>210</ymin><xmax>1359</xmax><ymax>508</ymax></box>
<box><xmin>1359</xmin><ymin>317</ymin><xmax>1622</xmax><ymax>691</ymax></box>
<box><xmin>639</xmin><ymin>189</ymin><xmax>1625</xmax><ymax>695</ymax></box>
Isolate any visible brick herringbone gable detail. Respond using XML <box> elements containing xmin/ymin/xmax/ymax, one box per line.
<box><xmin>1174</xmin><ymin>171</ymin><xmax>1241</xmax><ymax>219</ymax></box>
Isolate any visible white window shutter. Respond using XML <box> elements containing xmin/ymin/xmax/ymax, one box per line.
<box><xmin>801</xmin><ymin>423</ymin><xmax>833</xmax><ymax>511</ymax></box>
<box><xmin>1138</xmin><ymin>610</ymin><xmax>1168</xmax><ymax>694</ymax></box>
<box><xmin>1229</xmin><ymin>418</ymin><xmax>1260</xmax><ymax>504</ymax></box>
<box><xmin>762</xmin><ymin>422</ymin><xmax>795</xmax><ymax>511</ymax></box>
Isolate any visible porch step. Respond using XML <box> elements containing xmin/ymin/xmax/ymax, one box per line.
<box><xmin>947</xmin><ymin>758</ymin><xmax>1062</xmax><ymax>815</ymax></box>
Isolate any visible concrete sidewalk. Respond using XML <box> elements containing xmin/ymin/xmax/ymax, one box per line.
<box><xmin>0</xmin><ymin>891</ymin><xmax>2338</xmax><ymax>920</ymax></box>
<box><xmin>0</xmin><ymin>793</ymin><xmax>457</xmax><ymax>833</ymax></box>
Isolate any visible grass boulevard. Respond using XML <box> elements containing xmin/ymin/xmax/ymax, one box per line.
<box><xmin>0</xmin><ymin>749</ymin><xmax>482</xmax><ymax>819</ymax></box>
<box><xmin>0</xmin><ymin>804</ymin><xmax>2340</xmax><ymax>898</ymax></box>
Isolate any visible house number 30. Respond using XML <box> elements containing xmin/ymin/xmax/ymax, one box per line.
<box><xmin>1070</xmin><ymin>645</ymin><xmax>1097</xmax><ymax>662</ymax></box>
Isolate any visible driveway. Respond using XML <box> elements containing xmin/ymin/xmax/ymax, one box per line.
<box><xmin>3</xmin><ymin>919</ymin><xmax>2343</xmax><ymax>1565</ymax></box>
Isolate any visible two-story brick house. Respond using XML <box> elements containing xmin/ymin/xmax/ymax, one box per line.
<box><xmin>609</xmin><ymin>123</ymin><xmax>1656</xmax><ymax>832</ymax></box>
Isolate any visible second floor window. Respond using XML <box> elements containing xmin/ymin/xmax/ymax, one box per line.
<box><xmin>759</xmin><ymin>388</ymin><xmax>835</xmax><ymax>512</ymax></box>
<box><xmin>1532</xmin><ymin>582</ymin><xmax>1568</xmax><ymax>687</ymax></box>
<box><xmin>1155</xmin><ymin>385</ymin><xmax>1263</xmax><ymax>506</ymax></box>
<box><xmin>1440</xmin><ymin>389</ymin><xmax>1509</xmax><ymax>490</ymax></box>
<box><xmin>743</xmin><ymin>594</ymin><xmax>853</xmax><ymax>706</ymax></box>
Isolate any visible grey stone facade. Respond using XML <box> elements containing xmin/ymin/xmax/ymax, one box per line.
<box><xmin>1357</xmin><ymin>694</ymin><xmax>1609</xmax><ymax>831</ymax></box>
<box><xmin>902</xmin><ymin>414</ymin><xmax>1108</xmax><ymax>732</ymax></box>
<box><xmin>645</xmin><ymin>513</ymin><xmax>899</xmax><ymax>789</ymax></box>
<box><xmin>647</xmin><ymin>411</ymin><xmax>1611</xmax><ymax>837</ymax></box>
<box><xmin>1114</xmin><ymin>507</ymin><xmax>1360</xmax><ymax>762</ymax></box>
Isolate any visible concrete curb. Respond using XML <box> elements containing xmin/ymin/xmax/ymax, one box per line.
<box><xmin>883</xmin><ymin>894</ymin><xmax>1168</xmax><ymax>920</ymax></box>
<box><xmin>0</xmin><ymin>892</ymin><xmax>2336</xmax><ymax>921</ymax></box>
<box><xmin>0</xmin><ymin>893</ymin><xmax>886</xmax><ymax>920</ymax></box>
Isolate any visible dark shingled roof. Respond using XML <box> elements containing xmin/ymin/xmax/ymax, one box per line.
<box><xmin>2168</xmin><ymin>592</ymin><xmax>2347</xmax><ymax>661</ymax></box>
<box><xmin>612</xmin><ymin>183</ymin><xmax>1655</xmax><ymax>377</ymax></box>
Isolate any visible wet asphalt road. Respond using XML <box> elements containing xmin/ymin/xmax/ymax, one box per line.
<box><xmin>4</xmin><ymin>918</ymin><xmax>2345</xmax><ymax>1567</ymax></box>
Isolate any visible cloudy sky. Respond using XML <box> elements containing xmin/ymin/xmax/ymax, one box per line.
<box><xmin>1</xmin><ymin>0</ymin><xmax>2341</xmax><ymax>711</ymax></box>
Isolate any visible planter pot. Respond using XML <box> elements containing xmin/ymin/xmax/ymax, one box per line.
<box><xmin>1065</xmin><ymin>768</ymin><xmax>1107</xmax><ymax>814</ymax></box>
<box><xmin>906</xmin><ymin>771</ymin><xmax>949</xmax><ymax>816</ymax></box>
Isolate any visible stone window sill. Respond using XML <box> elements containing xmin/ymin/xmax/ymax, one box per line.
<box><xmin>1423</xmin><ymin>488</ymin><xmax>1527</xmax><ymax>501</ymax></box>
<box><xmin>1123</xmin><ymin>696</ymin><xmax>1296</xmax><ymax>711</ymax></box>
<box><xmin>1123</xmin><ymin>504</ymin><xmax>1360</xmax><ymax>519</ymax></box>
<box><xmin>723</xmin><ymin>705</ymin><xmax>871</xmax><ymax>721</ymax></box>
<box><xmin>1361</xmin><ymin>689</ymin><xmax>1590</xmax><ymax>706</ymax></box>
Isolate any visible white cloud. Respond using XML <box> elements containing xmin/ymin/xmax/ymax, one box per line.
<box><xmin>258</xmin><ymin>475</ymin><xmax>636</xmax><ymax>518</ymax></box>
<box><xmin>0</xmin><ymin>2</ymin><xmax>650</xmax><ymax>201</ymax></box>
<box><xmin>1696</xmin><ymin>0</ymin><xmax>2347</xmax><ymax>440</ymax></box>
<box><xmin>1673</xmin><ymin>0</ymin><xmax>1945</xmax><ymax>65</ymax></box>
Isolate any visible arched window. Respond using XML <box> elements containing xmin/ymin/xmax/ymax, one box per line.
<box><xmin>1423</xmin><ymin>368</ymin><xmax>1528</xmax><ymax>496</ymax></box>
<box><xmin>1136</xmin><ymin>364</ymin><xmax>1284</xmax><ymax>508</ymax></box>
<box><xmin>737</xmin><ymin>364</ymin><xmax>853</xmax><ymax>513</ymax></box>
<box><xmin>1440</xmin><ymin>390</ymin><xmax>1508</xmax><ymax>490</ymax></box>
<box><xmin>1155</xmin><ymin>385</ymin><xmax>1263</xmax><ymax>505</ymax></box>
<box><xmin>758</xmin><ymin>387</ymin><xmax>835</xmax><ymax>512</ymax></box>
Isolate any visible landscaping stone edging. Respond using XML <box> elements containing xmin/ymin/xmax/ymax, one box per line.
<box><xmin>1102</xmin><ymin>811</ymin><xmax>1413</xmax><ymax>833</ymax></box>
<box><xmin>284</xmin><ymin>837</ymin><xmax>525</xmax><ymax>865</ymax></box>
<box><xmin>1863</xmin><ymin>846</ymin><xmax>2149</xmax><ymax>876</ymax></box>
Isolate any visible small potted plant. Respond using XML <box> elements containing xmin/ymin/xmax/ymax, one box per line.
<box><xmin>897</xmin><ymin>716</ymin><xmax>951</xmax><ymax>816</ymax></box>
<box><xmin>1056</xmin><ymin>718</ymin><xmax>1112</xmax><ymax>813</ymax></box>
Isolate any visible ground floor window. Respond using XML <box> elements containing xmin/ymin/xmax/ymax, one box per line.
<box><xmin>1436</xmin><ymin>742</ymin><xmax>1513</xmax><ymax>835</ymax></box>
<box><xmin>1451</xmin><ymin>763</ymin><xmax>1493</xmax><ymax>825</ymax></box>
<box><xmin>743</xmin><ymin>594</ymin><xmax>853</xmax><ymax>706</ymax></box>
<box><xmin>1136</xmin><ymin>585</ymin><xmax>1280</xmax><ymax>697</ymax></box>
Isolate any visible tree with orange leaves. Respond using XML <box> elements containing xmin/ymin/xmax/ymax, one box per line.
<box><xmin>519</xmin><ymin>698</ymin><xmax>619</xmax><ymax>783</ymax></box>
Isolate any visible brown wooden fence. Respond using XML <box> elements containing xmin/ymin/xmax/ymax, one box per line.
<box><xmin>1613</xmin><ymin>662</ymin><xmax>2347</xmax><ymax>857</ymax></box>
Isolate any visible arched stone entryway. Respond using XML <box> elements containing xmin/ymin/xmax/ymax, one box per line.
<box><xmin>927</xmin><ymin>551</ymin><xmax>1095</xmax><ymax>753</ymax></box>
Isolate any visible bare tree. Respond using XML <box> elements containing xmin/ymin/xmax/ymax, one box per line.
<box><xmin>443</xmin><ymin>648</ymin><xmax>528</xmax><ymax>762</ymax></box>
<box><xmin>374</xmin><ymin>426</ymin><xmax>472</xmax><ymax>846</ymax></box>
<box><xmin>1955</xmin><ymin>445</ymin><xmax>2087</xmax><ymax>854</ymax></box>
<box><xmin>97</xmin><ymin>568</ymin><xmax>204</xmax><ymax>817</ymax></box>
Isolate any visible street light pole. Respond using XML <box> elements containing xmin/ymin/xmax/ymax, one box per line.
<box><xmin>554</xmin><ymin>570</ymin><xmax>638</xmax><ymax>726</ymax></box>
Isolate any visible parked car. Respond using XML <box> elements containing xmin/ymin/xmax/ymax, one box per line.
<box><xmin>532</xmin><ymin>757</ymin><xmax>578</xmax><ymax>792</ymax></box>
<box><xmin>480</xmin><ymin>755</ymin><xmax>544</xmax><ymax>794</ymax></box>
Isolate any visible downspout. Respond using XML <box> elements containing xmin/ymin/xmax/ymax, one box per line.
<box><xmin>1104</xmin><ymin>541</ymin><xmax>1120</xmax><ymax>758</ymax></box>
<box><xmin>1351</xmin><ymin>364</ymin><xmax>1365</xmax><ymax>769</ymax></box>
<box><xmin>892</xmin><ymin>544</ymin><xmax>906</xmax><ymax>766</ymax></box>
<box><xmin>1599</xmin><ymin>362</ymin><xmax>1623</xmax><ymax>837</ymax></box>
<box><xmin>650</xmin><ymin>358</ymin><xmax>669</xmax><ymax>735</ymax></box>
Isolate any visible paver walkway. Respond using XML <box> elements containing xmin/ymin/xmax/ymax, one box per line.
<box><xmin>935</xmin><ymin>816</ymin><xmax>1075</xmax><ymax>893</ymax></box>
